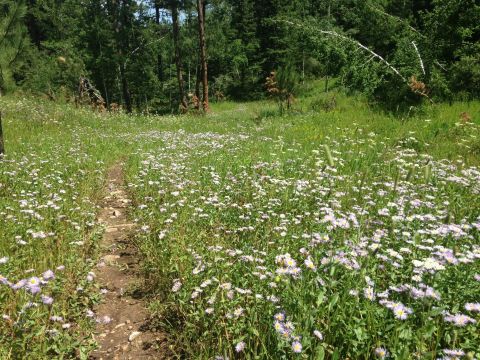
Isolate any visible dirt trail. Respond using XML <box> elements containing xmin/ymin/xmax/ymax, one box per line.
<box><xmin>90</xmin><ymin>164</ymin><xmax>167</xmax><ymax>360</ymax></box>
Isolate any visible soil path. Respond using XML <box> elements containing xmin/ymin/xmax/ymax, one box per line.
<box><xmin>90</xmin><ymin>163</ymin><xmax>167</xmax><ymax>360</ymax></box>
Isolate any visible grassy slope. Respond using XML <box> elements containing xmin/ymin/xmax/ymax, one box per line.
<box><xmin>0</xmin><ymin>88</ymin><xmax>479</xmax><ymax>358</ymax></box>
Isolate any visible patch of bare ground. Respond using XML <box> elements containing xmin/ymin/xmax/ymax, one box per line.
<box><xmin>89</xmin><ymin>164</ymin><xmax>170</xmax><ymax>360</ymax></box>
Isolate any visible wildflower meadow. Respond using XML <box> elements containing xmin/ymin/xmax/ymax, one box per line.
<box><xmin>0</xmin><ymin>94</ymin><xmax>479</xmax><ymax>359</ymax></box>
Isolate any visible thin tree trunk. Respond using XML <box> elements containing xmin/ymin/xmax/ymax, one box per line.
<box><xmin>302</xmin><ymin>51</ymin><xmax>305</xmax><ymax>84</ymax></box>
<box><xmin>0</xmin><ymin>111</ymin><xmax>5</xmax><ymax>156</ymax></box>
<box><xmin>120</xmin><ymin>63</ymin><xmax>132</xmax><ymax>113</ymax></box>
<box><xmin>171</xmin><ymin>0</ymin><xmax>188</xmax><ymax>111</ymax></box>
<box><xmin>102</xmin><ymin>76</ymin><xmax>109</xmax><ymax>109</ymax></box>
<box><xmin>155</xmin><ymin>1</ymin><xmax>160</xmax><ymax>23</ymax></box>
<box><xmin>197</xmin><ymin>0</ymin><xmax>208</xmax><ymax>112</ymax></box>
<box><xmin>195</xmin><ymin>55</ymin><xmax>201</xmax><ymax>110</ymax></box>
<box><xmin>155</xmin><ymin>1</ymin><xmax>164</xmax><ymax>83</ymax></box>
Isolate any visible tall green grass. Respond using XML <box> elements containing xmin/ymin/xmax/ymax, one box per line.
<box><xmin>0</xmin><ymin>91</ymin><xmax>479</xmax><ymax>359</ymax></box>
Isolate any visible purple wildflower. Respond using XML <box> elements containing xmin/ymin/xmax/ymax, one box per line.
<box><xmin>464</xmin><ymin>303</ymin><xmax>480</xmax><ymax>312</ymax></box>
<box><xmin>443</xmin><ymin>349</ymin><xmax>465</xmax><ymax>357</ymax></box>
<box><xmin>235</xmin><ymin>341</ymin><xmax>246</xmax><ymax>353</ymax></box>
<box><xmin>273</xmin><ymin>312</ymin><xmax>285</xmax><ymax>322</ymax></box>
<box><xmin>50</xmin><ymin>315</ymin><xmax>64</xmax><ymax>322</ymax></box>
<box><xmin>444</xmin><ymin>314</ymin><xmax>476</xmax><ymax>327</ymax></box>
<box><xmin>42</xmin><ymin>270</ymin><xmax>55</xmax><ymax>281</ymax></box>
<box><xmin>392</xmin><ymin>304</ymin><xmax>412</xmax><ymax>320</ymax></box>
<box><xmin>27</xmin><ymin>277</ymin><xmax>41</xmax><ymax>294</ymax></box>
<box><xmin>12</xmin><ymin>279</ymin><xmax>26</xmax><ymax>290</ymax></box>
<box><xmin>375</xmin><ymin>347</ymin><xmax>388</xmax><ymax>358</ymax></box>
<box><xmin>41</xmin><ymin>295</ymin><xmax>54</xmax><ymax>305</ymax></box>
<box><xmin>291</xmin><ymin>341</ymin><xmax>302</xmax><ymax>353</ymax></box>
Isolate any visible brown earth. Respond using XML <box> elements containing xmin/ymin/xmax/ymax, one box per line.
<box><xmin>89</xmin><ymin>164</ymin><xmax>169</xmax><ymax>360</ymax></box>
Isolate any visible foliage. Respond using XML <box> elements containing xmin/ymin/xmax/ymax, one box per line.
<box><xmin>19</xmin><ymin>43</ymin><xmax>86</xmax><ymax>99</ymax></box>
<box><xmin>0</xmin><ymin>0</ymin><xmax>28</xmax><ymax>94</ymax></box>
<box><xmin>265</xmin><ymin>65</ymin><xmax>299</xmax><ymax>114</ymax></box>
<box><xmin>1</xmin><ymin>0</ymin><xmax>479</xmax><ymax>109</ymax></box>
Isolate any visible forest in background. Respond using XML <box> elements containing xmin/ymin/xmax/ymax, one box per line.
<box><xmin>2</xmin><ymin>1</ymin><xmax>480</xmax><ymax>359</ymax></box>
<box><xmin>1</xmin><ymin>0</ymin><xmax>479</xmax><ymax>114</ymax></box>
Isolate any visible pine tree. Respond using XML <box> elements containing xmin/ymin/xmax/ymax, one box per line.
<box><xmin>229</xmin><ymin>0</ymin><xmax>260</xmax><ymax>95</ymax></box>
<box><xmin>0</xmin><ymin>0</ymin><xmax>28</xmax><ymax>95</ymax></box>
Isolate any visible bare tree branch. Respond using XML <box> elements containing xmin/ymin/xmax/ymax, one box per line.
<box><xmin>277</xmin><ymin>19</ymin><xmax>407</xmax><ymax>82</ymax></box>
<box><xmin>411</xmin><ymin>41</ymin><xmax>425</xmax><ymax>75</ymax></box>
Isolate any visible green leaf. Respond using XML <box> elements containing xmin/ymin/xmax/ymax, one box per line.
<box><xmin>316</xmin><ymin>346</ymin><xmax>325</xmax><ymax>360</ymax></box>
<box><xmin>332</xmin><ymin>349</ymin><xmax>340</xmax><ymax>360</ymax></box>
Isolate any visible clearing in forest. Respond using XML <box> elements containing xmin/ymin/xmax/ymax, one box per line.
<box><xmin>0</xmin><ymin>96</ymin><xmax>479</xmax><ymax>359</ymax></box>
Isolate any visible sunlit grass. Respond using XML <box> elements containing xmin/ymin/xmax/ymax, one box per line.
<box><xmin>0</xmin><ymin>92</ymin><xmax>479</xmax><ymax>358</ymax></box>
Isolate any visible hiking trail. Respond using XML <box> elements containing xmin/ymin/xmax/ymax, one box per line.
<box><xmin>90</xmin><ymin>163</ymin><xmax>168</xmax><ymax>360</ymax></box>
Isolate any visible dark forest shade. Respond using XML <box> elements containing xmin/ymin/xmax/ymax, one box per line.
<box><xmin>197</xmin><ymin>0</ymin><xmax>208</xmax><ymax>112</ymax></box>
<box><xmin>0</xmin><ymin>0</ymin><xmax>479</xmax><ymax>112</ymax></box>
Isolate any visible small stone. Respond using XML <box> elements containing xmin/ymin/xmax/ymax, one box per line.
<box><xmin>103</xmin><ymin>254</ymin><xmax>120</xmax><ymax>264</ymax></box>
<box><xmin>128</xmin><ymin>331</ymin><xmax>141</xmax><ymax>342</ymax></box>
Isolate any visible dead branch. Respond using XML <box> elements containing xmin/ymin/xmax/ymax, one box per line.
<box><xmin>278</xmin><ymin>19</ymin><xmax>407</xmax><ymax>82</ymax></box>
<box><xmin>411</xmin><ymin>41</ymin><xmax>426</xmax><ymax>75</ymax></box>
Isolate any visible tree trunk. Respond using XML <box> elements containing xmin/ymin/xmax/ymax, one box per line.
<box><xmin>120</xmin><ymin>63</ymin><xmax>132</xmax><ymax>113</ymax></box>
<box><xmin>195</xmin><ymin>56</ymin><xmax>201</xmax><ymax>110</ymax></box>
<box><xmin>197</xmin><ymin>0</ymin><xmax>208</xmax><ymax>112</ymax></box>
<box><xmin>155</xmin><ymin>1</ymin><xmax>164</xmax><ymax>83</ymax></box>
<box><xmin>155</xmin><ymin>1</ymin><xmax>160</xmax><ymax>24</ymax></box>
<box><xmin>302</xmin><ymin>51</ymin><xmax>305</xmax><ymax>85</ymax></box>
<box><xmin>0</xmin><ymin>111</ymin><xmax>5</xmax><ymax>156</ymax></box>
<box><xmin>171</xmin><ymin>0</ymin><xmax>188</xmax><ymax>111</ymax></box>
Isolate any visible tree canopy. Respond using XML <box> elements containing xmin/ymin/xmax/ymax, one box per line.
<box><xmin>0</xmin><ymin>0</ymin><xmax>478</xmax><ymax>111</ymax></box>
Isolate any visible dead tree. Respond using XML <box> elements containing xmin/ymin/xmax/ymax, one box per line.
<box><xmin>77</xmin><ymin>77</ymin><xmax>106</xmax><ymax>110</ymax></box>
